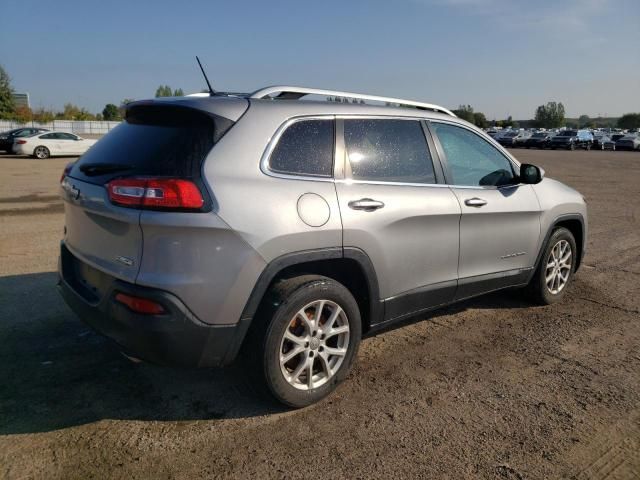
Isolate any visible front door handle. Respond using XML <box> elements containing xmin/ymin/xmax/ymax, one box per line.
<box><xmin>464</xmin><ymin>197</ymin><xmax>487</xmax><ymax>207</ymax></box>
<box><xmin>348</xmin><ymin>198</ymin><xmax>385</xmax><ymax>211</ymax></box>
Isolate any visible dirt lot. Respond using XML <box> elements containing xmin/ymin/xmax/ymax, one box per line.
<box><xmin>1</xmin><ymin>149</ymin><xmax>639</xmax><ymax>479</ymax></box>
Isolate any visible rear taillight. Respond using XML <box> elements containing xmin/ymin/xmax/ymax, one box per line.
<box><xmin>115</xmin><ymin>293</ymin><xmax>165</xmax><ymax>315</ymax></box>
<box><xmin>106</xmin><ymin>178</ymin><xmax>204</xmax><ymax>210</ymax></box>
<box><xmin>60</xmin><ymin>162</ymin><xmax>74</xmax><ymax>183</ymax></box>
<box><xmin>16</xmin><ymin>139</ymin><xmax>27</xmax><ymax>144</ymax></box>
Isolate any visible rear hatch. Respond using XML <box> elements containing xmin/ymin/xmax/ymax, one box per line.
<box><xmin>61</xmin><ymin>97</ymin><xmax>248</xmax><ymax>285</ymax></box>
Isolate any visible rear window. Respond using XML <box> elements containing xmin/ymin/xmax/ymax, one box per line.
<box><xmin>70</xmin><ymin>105</ymin><xmax>233</xmax><ymax>185</ymax></box>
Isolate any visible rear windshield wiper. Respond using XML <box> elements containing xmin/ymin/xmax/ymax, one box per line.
<box><xmin>79</xmin><ymin>163</ymin><xmax>134</xmax><ymax>176</ymax></box>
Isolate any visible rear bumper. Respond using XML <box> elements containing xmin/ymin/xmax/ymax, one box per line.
<box><xmin>58</xmin><ymin>243</ymin><xmax>249</xmax><ymax>367</ymax></box>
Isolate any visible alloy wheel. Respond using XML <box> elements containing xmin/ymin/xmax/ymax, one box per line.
<box><xmin>35</xmin><ymin>147</ymin><xmax>49</xmax><ymax>159</ymax></box>
<box><xmin>279</xmin><ymin>299</ymin><xmax>350</xmax><ymax>390</ymax></box>
<box><xmin>545</xmin><ymin>239</ymin><xmax>572</xmax><ymax>294</ymax></box>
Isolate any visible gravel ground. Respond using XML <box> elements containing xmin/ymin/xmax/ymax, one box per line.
<box><xmin>0</xmin><ymin>149</ymin><xmax>639</xmax><ymax>479</ymax></box>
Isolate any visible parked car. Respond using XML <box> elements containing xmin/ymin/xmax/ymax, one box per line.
<box><xmin>58</xmin><ymin>86</ymin><xmax>587</xmax><ymax>407</ymax></box>
<box><xmin>13</xmin><ymin>131</ymin><xmax>97</xmax><ymax>158</ymax></box>
<box><xmin>615</xmin><ymin>134</ymin><xmax>640</xmax><ymax>151</ymax></box>
<box><xmin>0</xmin><ymin>127</ymin><xmax>49</xmax><ymax>153</ymax></box>
<box><xmin>549</xmin><ymin>129</ymin><xmax>594</xmax><ymax>150</ymax></box>
<box><xmin>497</xmin><ymin>130</ymin><xmax>531</xmax><ymax>148</ymax></box>
<box><xmin>523</xmin><ymin>132</ymin><xmax>552</xmax><ymax>149</ymax></box>
<box><xmin>593</xmin><ymin>134</ymin><xmax>615</xmax><ymax>150</ymax></box>
<box><xmin>601</xmin><ymin>137</ymin><xmax>616</xmax><ymax>150</ymax></box>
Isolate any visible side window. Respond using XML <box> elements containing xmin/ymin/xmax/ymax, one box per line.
<box><xmin>15</xmin><ymin>130</ymin><xmax>32</xmax><ymax>138</ymax></box>
<box><xmin>268</xmin><ymin>119</ymin><xmax>334</xmax><ymax>177</ymax></box>
<box><xmin>431</xmin><ymin>123</ymin><xmax>515</xmax><ymax>187</ymax></box>
<box><xmin>344</xmin><ymin>119</ymin><xmax>436</xmax><ymax>184</ymax></box>
<box><xmin>59</xmin><ymin>133</ymin><xmax>77</xmax><ymax>140</ymax></box>
<box><xmin>40</xmin><ymin>133</ymin><xmax>55</xmax><ymax>139</ymax></box>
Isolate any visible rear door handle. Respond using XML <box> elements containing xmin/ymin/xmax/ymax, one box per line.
<box><xmin>348</xmin><ymin>198</ymin><xmax>385</xmax><ymax>211</ymax></box>
<box><xmin>464</xmin><ymin>197</ymin><xmax>487</xmax><ymax>207</ymax></box>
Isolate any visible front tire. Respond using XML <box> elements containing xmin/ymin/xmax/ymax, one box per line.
<box><xmin>33</xmin><ymin>146</ymin><xmax>50</xmax><ymax>159</ymax></box>
<box><xmin>244</xmin><ymin>275</ymin><xmax>362</xmax><ymax>408</ymax></box>
<box><xmin>525</xmin><ymin>227</ymin><xmax>577</xmax><ymax>305</ymax></box>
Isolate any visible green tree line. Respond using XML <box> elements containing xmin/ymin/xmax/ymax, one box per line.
<box><xmin>2</xmin><ymin>64</ymin><xmax>638</xmax><ymax>129</ymax></box>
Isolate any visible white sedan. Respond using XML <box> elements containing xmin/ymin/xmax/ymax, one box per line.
<box><xmin>13</xmin><ymin>131</ymin><xmax>97</xmax><ymax>158</ymax></box>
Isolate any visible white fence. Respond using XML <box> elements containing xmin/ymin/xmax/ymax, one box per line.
<box><xmin>0</xmin><ymin>119</ymin><xmax>121</xmax><ymax>135</ymax></box>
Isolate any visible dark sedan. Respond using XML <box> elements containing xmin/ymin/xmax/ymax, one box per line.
<box><xmin>0</xmin><ymin>127</ymin><xmax>49</xmax><ymax>153</ymax></box>
<box><xmin>523</xmin><ymin>132</ymin><xmax>552</xmax><ymax>149</ymax></box>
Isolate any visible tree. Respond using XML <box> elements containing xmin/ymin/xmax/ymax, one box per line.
<box><xmin>534</xmin><ymin>102</ymin><xmax>565</xmax><ymax>128</ymax></box>
<box><xmin>13</xmin><ymin>106</ymin><xmax>32</xmax><ymax>124</ymax></box>
<box><xmin>0</xmin><ymin>64</ymin><xmax>15</xmax><ymax>119</ymax></box>
<box><xmin>58</xmin><ymin>103</ymin><xmax>96</xmax><ymax>120</ymax></box>
<box><xmin>473</xmin><ymin>112</ymin><xmax>488</xmax><ymax>129</ymax></box>
<box><xmin>155</xmin><ymin>85</ymin><xmax>171</xmax><ymax>97</ymax></box>
<box><xmin>173</xmin><ymin>88</ymin><xmax>184</xmax><ymax>97</ymax></box>
<box><xmin>578</xmin><ymin>114</ymin><xmax>590</xmax><ymax>128</ymax></box>
<box><xmin>32</xmin><ymin>107</ymin><xmax>55</xmax><ymax>123</ymax></box>
<box><xmin>618</xmin><ymin>113</ymin><xmax>640</xmax><ymax>130</ymax></box>
<box><xmin>102</xmin><ymin>103</ymin><xmax>120</xmax><ymax>121</ymax></box>
<box><xmin>452</xmin><ymin>104</ymin><xmax>475</xmax><ymax>123</ymax></box>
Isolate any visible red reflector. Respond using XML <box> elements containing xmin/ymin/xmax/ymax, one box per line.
<box><xmin>16</xmin><ymin>139</ymin><xmax>27</xmax><ymax>144</ymax></box>
<box><xmin>115</xmin><ymin>293</ymin><xmax>165</xmax><ymax>315</ymax></box>
<box><xmin>106</xmin><ymin>178</ymin><xmax>204</xmax><ymax>210</ymax></box>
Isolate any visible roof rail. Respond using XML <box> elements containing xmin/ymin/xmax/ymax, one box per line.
<box><xmin>250</xmin><ymin>86</ymin><xmax>456</xmax><ymax>117</ymax></box>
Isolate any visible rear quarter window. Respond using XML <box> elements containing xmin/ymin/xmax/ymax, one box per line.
<box><xmin>267</xmin><ymin>119</ymin><xmax>335</xmax><ymax>177</ymax></box>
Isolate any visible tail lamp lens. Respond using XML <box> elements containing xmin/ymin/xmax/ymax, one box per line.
<box><xmin>60</xmin><ymin>162</ymin><xmax>75</xmax><ymax>183</ymax></box>
<box><xmin>115</xmin><ymin>293</ymin><xmax>165</xmax><ymax>315</ymax></box>
<box><xmin>16</xmin><ymin>139</ymin><xmax>27</xmax><ymax>144</ymax></box>
<box><xmin>106</xmin><ymin>178</ymin><xmax>204</xmax><ymax>210</ymax></box>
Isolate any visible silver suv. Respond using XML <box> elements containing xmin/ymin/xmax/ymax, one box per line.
<box><xmin>58</xmin><ymin>86</ymin><xmax>587</xmax><ymax>407</ymax></box>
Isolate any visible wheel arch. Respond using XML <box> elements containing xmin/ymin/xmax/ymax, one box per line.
<box><xmin>535</xmin><ymin>214</ymin><xmax>585</xmax><ymax>274</ymax></box>
<box><xmin>226</xmin><ymin>247</ymin><xmax>382</xmax><ymax>364</ymax></box>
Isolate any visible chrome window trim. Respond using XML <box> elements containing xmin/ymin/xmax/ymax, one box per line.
<box><xmin>260</xmin><ymin>115</ymin><xmax>336</xmax><ymax>183</ymax></box>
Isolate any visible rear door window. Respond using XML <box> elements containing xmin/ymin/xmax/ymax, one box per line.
<box><xmin>344</xmin><ymin>119</ymin><xmax>436</xmax><ymax>184</ymax></box>
<box><xmin>268</xmin><ymin>119</ymin><xmax>335</xmax><ymax>177</ymax></box>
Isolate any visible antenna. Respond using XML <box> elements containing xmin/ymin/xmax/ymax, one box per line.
<box><xmin>196</xmin><ymin>56</ymin><xmax>215</xmax><ymax>96</ymax></box>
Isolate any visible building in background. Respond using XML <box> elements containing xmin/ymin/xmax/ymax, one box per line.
<box><xmin>12</xmin><ymin>93</ymin><xmax>30</xmax><ymax>109</ymax></box>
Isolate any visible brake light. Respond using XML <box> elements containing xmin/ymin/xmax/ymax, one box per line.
<box><xmin>16</xmin><ymin>139</ymin><xmax>27</xmax><ymax>144</ymax></box>
<box><xmin>106</xmin><ymin>178</ymin><xmax>204</xmax><ymax>210</ymax></box>
<box><xmin>60</xmin><ymin>162</ymin><xmax>74</xmax><ymax>183</ymax></box>
<box><xmin>115</xmin><ymin>293</ymin><xmax>165</xmax><ymax>315</ymax></box>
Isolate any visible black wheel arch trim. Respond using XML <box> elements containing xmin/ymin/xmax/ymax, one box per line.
<box><xmin>226</xmin><ymin>247</ymin><xmax>382</xmax><ymax>364</ymax></box>
<box><xmin>531</xmin><ymin>213</ymin><xmax>585</xmax><ymax>281</ymax></box>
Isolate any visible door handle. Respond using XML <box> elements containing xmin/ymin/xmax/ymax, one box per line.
<box><xmin>348</xmin><ymin>198</ymin><xmax>385</xmax><ymax>211</ymax></box>
<box><xmin>464</xmin><ymin>197</ymin><xmax>487</xmax><ymax>207</ymax></box>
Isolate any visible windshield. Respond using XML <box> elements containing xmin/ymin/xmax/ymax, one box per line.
<box><xmin>504</xmin><ymin>132</ymin><xmax>518</xmax><ymax>137</ymax></box>
<box><xmin>532</xmin><ymin>133</ymin><xmax>546</xmax><ymax>138</ymax></box>
<box><xmin>558</xmin><ymin>131</ymin><xmax>577</xmax><ymax>137</ymax></box>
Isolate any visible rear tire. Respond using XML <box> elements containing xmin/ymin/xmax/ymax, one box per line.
<box><xmin>243</xmin><ymin>275</ymin><xmax>362</xmax><ymax>408</ymax></box>
<box><xmin>525</xmin><ymin>227</ymin><xmax>577</xmax><ymax>305</ymax></box>
<box><xmin>33</xmin><ymin>146</ymin><xmax>50</xmax><ymax>159</ymax></box>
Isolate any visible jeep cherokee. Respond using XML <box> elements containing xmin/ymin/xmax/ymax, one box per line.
<box><xmin>58</xmin><ymin>86</ymin><xmax>587</xmax><ymax>407</ymax></box>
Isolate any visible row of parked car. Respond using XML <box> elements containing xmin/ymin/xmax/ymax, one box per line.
<box><xmin>488</xmin><ymin>128</ymin><xmax>640</xmax><ymax>151</ymax></box>
<box><xmin>0</xmin><ymin>127</ymin><xmax>97</xmax><ymax>158</ymax></box>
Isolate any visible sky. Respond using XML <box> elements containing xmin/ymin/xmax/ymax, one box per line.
<box><xmin>1</xmin><ymin>0</ymin><xmax>638</xmax><ymax>119</ymax></box>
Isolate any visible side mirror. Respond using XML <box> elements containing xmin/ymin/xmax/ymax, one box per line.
<box><xmin>520</xmin><ymin>163</ymin><xmax>543</xmax><ymax>184</ymax></box>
